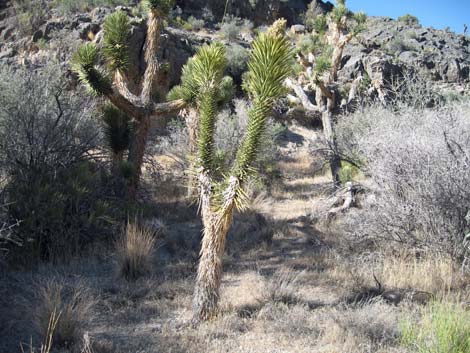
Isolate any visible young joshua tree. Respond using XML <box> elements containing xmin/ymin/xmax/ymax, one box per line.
<box><xmin>71</xmin><ymin>0</ymin><xmax>186</xmax><ymax>199</ymax></box>
<box><xmin>286</xmin><ymin>0</ymin><xmax>366</xmax><ymax>187</ymax></box>
<box><xmin>174</xmin><ymin>20</ymin><xmax>293</xmax><ymax>322</ymax></box>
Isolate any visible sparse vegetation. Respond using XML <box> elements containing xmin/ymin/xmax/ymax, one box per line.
<box><xmin>116</xmin><ymin>222</ymin><xmax>158</xmax><ymax>281</ymax></box>
<box><xmin>398</xmin><ymin>14</ymin><xmax>420</xmax><ymax>26</ymax></box>
<box><xmin>1</xmin><ymin>0</ymin><xmax>470</xmax><ymax>352</ymax></box>
<box><xmin>218</xmin><ymin>16</ymin><xmax>253</xmax><ymax>41</ymax></box>
<box><xmin>33</xmin><ymin>280</ymin><xmax>94</xmax><ymax>348</ymax></box>
<box><xmin>401</xmin><ymin>301</ymin><xmax>470</xmax><ymax>353</ymax></box>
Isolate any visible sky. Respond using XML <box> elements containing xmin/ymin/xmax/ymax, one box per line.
<box><xmin>338</xmin><ymin>0</ymin><xmax>470</xmax><ymax>34</ymax></box>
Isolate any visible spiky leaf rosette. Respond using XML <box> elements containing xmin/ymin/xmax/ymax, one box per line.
<box><xmin>102</xmin><ymin>104</ymin><xmax>131</xmax><ymax>155</ymax></box>
<box><xmin>234</xmin><ymin>19</ymin><xmax>294</xmax><ymax>184</ymax></box>
<box><xmin>71</xmin><ymin>43</ymin><xmax>112</xmax><ymax>96</ymax></box>
<box><xmin>103</xmin><ymin>10</ymin><xmax>130</xmax><ymax>72</ymax></box>
<box><xmin>189</xmin><ymin>43</ymin><xmax>227</xmax><ymax>171</ymax></box>
<box><xmin>146</xmin><ymin>0</ymin><xmax>174</xmax><ymax>15</ymax></box>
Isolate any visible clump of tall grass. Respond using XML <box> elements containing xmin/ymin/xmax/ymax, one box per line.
<box><xmin>116</xmin><ymin>222</ymin><xmax>158</xmax><ymax>281</ymax></box>
<box><xmin>33</xmin><ymin>280</ymin><xmax>94</xmax><ymax>349</ymax></box>
<box><xmin>401</xmin><ymin>300</ymin><xmax>470</xmax><ymax>353</ymax></box>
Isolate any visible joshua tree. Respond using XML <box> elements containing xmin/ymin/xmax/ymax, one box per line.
<box><xmin>286</xmin><ymin>0</ymin><xmax>365</xmax><ymax>187</ymax></box>
<box><xmin>71</xmin><ymin>0</ymin><xmax>185</xmax><ymax>199</ymax></box>
<box><xmin>174</xmin><ymin>20</ymin><xmax>293</xmax><ymax>322</ymax></box>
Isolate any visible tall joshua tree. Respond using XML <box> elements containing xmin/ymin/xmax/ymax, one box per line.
<box><xmin>286</xmin><ymin>0</ymin><xmax>365</xmax><ymax>187</ymax></box>
<box><xmin>71</xmin><ymin>0</ymin><xmax>185</xmax><ymax>199</ymax></box>
<box><xmin>175</xmin><ymin>20</ymin><xmax>293</xmax><ymax>322</ymax></box>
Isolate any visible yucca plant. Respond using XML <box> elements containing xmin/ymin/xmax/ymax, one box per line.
<box><xmin>287</xmin><ymin>0</ymin><xmax>366</xmax><ymax>187</ymax></box>
<box><xmin>181</xmin><ymin>20</ymin><xmax>294</xmax><ymax>322</ymax></box>
<box><xmin>71</xmin><ymin>1</ymin><xmax>186</xmax><ymax>199</ymax></box>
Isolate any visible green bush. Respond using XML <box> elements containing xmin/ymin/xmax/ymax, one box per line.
<box><xmin>226</xmin><ymin>43</ymin><xmax>250</xmax><ymax>79</ymax></box>
<box><xmin>401</xmin><ymin>301</ymin><xmax>470</xmax><ymax>353</ymax></box>
<box><xmin>187</xmin><ymin>16</ymin><xmax>205</xmax><ymax>31</ymax></box>
<box><xmin>398</xmin><ymin>14</ymin><xmax>419</xmax><ymax>26</ymax></box>
<box><xmin>338</xmin><ymin>161</ymin><xmax>359</xmax><ymax>185</ymax></box>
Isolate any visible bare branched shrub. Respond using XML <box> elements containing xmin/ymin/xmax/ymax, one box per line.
<box><xmin>33</xmin><ymin>280</ymin><xmax>94</xmax><ymax>349</ymax></box>
<box><xmin>116</xmin><ymin>222</ymin><xmax>158</xmax><ymax>281</ymax></box>
<box><xmin>0</xmin><ymin>65</ymin><xmax>103</xmax><ymax>262</ymax></box>
<box><xmin>336</xmin><ymin>100</ymin><xmax>470</xmax><ymax>260</ymax></box>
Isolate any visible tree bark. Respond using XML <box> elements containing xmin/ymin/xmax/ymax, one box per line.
<box><xmin>127</xmin><ymin>115</ymin><xmax>151</xmax><ymax>200</ymax></box>
<box><xmin>321</xmin><ymin>109</ymin><xmax>341</xmax><ymax>188</ymax></box>
<box><xmin>192</xmin><ymin>171</ymin><xmax>234</xmax><ymax>322</ymax></box>
<box><xmin>192</xmin><ymin>210</ymin><xmax>232</xmax><ymax>322</ymax></box>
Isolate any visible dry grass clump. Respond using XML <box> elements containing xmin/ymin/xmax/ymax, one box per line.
<box><xmin>379</xmin><ymin>253</ymin><xmax>465</xmax><ymax>293</ymax></box>
<box><xmin>33</xmin><ymin>280</ymin><xmax>94</xmax><ymax>349</ymax></box>
<box><xmin>116</xmin><ymin>222</ymin><xmax>158</xmax><ymax>281</ymax></box>
<box><xmin>324</xmin><ymin>249</ymin><xmax>468</xmax><ymax>297</ymax></box>
<box><xmin>259</xmin><ymin>267</ymin><xmax>303</xmax><ymax>305</ymax></box>
<box><xmin>317</xmin><ymin>301</ymin><xmax>401</xmax><ymax>352</ymax></box>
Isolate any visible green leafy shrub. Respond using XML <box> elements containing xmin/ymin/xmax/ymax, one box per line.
<box><xmin>226</xmin><ymin>43</ymin><xmax>250</xmax><ymax>79</ymax></box>
<box><xmin>398</xmin><ymin>14</ymin><xmax>420</xmax><ymax>26</ymax></box>
<box><xmin>401</xmin><ymin>301</ymin><xmax>470</xmax><ymax>353</ymax></box>
<box><xmin>338</xmin><ymin>161</ymin><xmax>360</xmax><ymax>185</ymax></box>
<box><xmin>187</xmin><ymin>16</ymin><xmax>205</xmax><ymax>31</ymax></box>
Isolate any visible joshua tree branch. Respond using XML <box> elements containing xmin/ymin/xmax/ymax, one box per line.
<box><xmin>141</xmin><ymin>10</ymin><xmax>163</xmax><ymax>105</ymax></box>
<box><xmin>285</xmin><ymin>78</ymin><xmax>321</xmax><ymax>112</ymax></box>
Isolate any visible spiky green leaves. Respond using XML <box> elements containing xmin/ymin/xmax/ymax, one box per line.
<box><xmin>243</xmin><ymin>19</ymin><xmax>294</xmax><ymax>102</ymax></box>
<box><xmin>332</xmin><ymin>3</ymin><xmax>349</xmax><ymax>23</ymax></box>
<box><xmin>169</xmin><ymin>46</ymin><xmax>233</xmax><ymax>107</ymax></box>
<box><xmin>102</xmin><ymin>104</ymin><xmax>131</xmax><ymax>155</ymax></box>
<box><xmin>71</xmin><ymin>43</ymin><xmax>112</xmax><ymax>96</ymax></box>
<box><xmin>313</xmin><ymin>14</ymin><xmax>328</xmax><ymax>35</ymax></box>
<box><xmin>233</xmin><ymin>19</ymin><xmax>294</xmax><ymax>184</ymax></box>
<box><xmin>352</xmin><ymin>12</ymin><xmax>367</xmax><ymax>35</ymax></box>
<box><xmin>103</xmin><ymin>10</ymin><xmax>130</xmax><ymax>72</ymax></box>
<box><xmin>146</xmin><ymin>0</ymin><xmax>174</xmax><ymax>15</ymax></box>
<box><xmin>189</xmin><ymin>43</ymin><xmax>228</xmax><ymax>171</ymax></box>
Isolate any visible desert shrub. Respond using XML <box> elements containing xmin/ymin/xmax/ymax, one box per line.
<box><xmin>218</xmin><ymin>16</ymin><xmax>253</xmax><ymax>41</ymax></box>
<box><xmin>401</xmin><ymin>301</ymin><xmax>470</xmax><ymax>353</ymax></box>
<box><xmin>398</xmin><ymin>14</ymin><xmax>419</xmax><ymax>26</ymax></box>
<box><xmin>116</xmin><ymin>222</ymin><xmax>158</xmax><ymax>281</ymax></box>
<box><xmin>33</xmin><ymin>280</ymin><xmax>94</xmax><ymax>349</ymax></box>
<box><xmin>225</xmin><ymin>43</ymin><xmax>250</xmax><ymax>79</ymax></box>
<box><xmin>13</xmin><ymin>0</ymin><xmax>48</xmax><ymax>35</ymax></box>
<box><xmin>338</xmin><ymin>161</ymin><xmax>360</xmax><ymax>184</ymax></box>
<box><xmin>336</xmin><ymin>101</ymin><xmax>470</xmax><ymax>259</ymax></box>
<box><xmin>52</xmin><ymin>0</ymin><xmax>130</xmax><ymax>14</ymax></box>
<box><xmin>0</xmin><ymin>66</ymin><xmax>110</xmax><ymax>262</ymax></box>
<box><xmin>186</xmin><ymin>16</ymin><xmax>205</xmax><ymax>31</ymax></box>
<box><xmin>259</xmin><ymin>267</ymin><xmax>302</xmax><ymax>305</ymax></box>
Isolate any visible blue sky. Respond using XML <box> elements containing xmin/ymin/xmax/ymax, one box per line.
<box><xmin>339</xmin><ymin>0</ymin><xmax>470</xmax><ymax>33</ymax></box>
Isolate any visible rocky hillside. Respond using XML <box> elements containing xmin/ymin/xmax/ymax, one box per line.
<box><xmin>1</xmin><ymin>0</ymin><xmax>469</xmax><ymax>94</ymax></box>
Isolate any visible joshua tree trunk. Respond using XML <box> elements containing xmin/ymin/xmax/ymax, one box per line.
<box><xmin>127</xmin><ymin>115</ymin><xmax>151</xmax><ymax>199</ymax></box>
<box><xmin>181</xmin><ymin>108</ymin><xmax>199</xmax><ymax>198</ymax></box>
<box><xmin>71</xmin><ymin>5</ymin><xmax>186</xmax><ymax>201</ymax></box>
<box><xmin>187</xmin><ymin>20</ymin><xmax>293</xmax><ymax>323</ymax></box>
<box><xmin>192</xmin><ymin>170</ymin><xmax>234</xmax><ymax>321</ymax></box>
<box><xmin>322</xmin><ymin>106</ymin><xmax>341</xmax><ymax>188</ymax></box>
<box><xmin>192</xmin><ymin>210</ymin><xmax>233</xmax><ymax>321</ymax></box>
